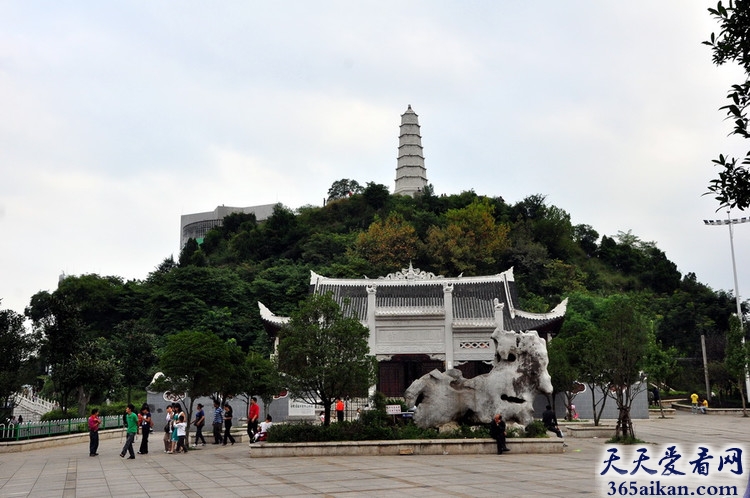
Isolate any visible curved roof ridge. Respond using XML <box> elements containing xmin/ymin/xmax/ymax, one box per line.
<box><xmin>512</xmin><ymin>297</ymin><xmax>568</xmax><ymax>320</ymax></box>
<box><xmin>258</xmin><ymin>302</ymin><xmax>290</xmax><ymax>325</ymax></box>
<box><xmin>309</xmin><ymin>267</ymin><xmax>516</xmax><ymax>286</ymax></box>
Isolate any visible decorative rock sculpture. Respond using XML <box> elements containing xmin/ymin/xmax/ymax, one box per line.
<box><xmin>404</xmin><ymin>328</ymin><xmax>552</xmax><ymax>428</ymax></box>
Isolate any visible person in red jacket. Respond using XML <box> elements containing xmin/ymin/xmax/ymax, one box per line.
<box><xmin>88</xmin><ymin>408</ymin><xmax>101</xmax><ymax>457</ymax></box>
<box><xmin>335</xmin><ymin>398</ymin><xmax>345</xmax><ymax>423</ymax></box>
<box><xmin>247</xmin><ymin>397</ymin><xmax>260</xmax><ymax>440</ymax></box>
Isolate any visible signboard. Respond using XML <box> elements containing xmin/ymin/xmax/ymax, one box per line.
<box><xmin>163</xmin><ymin>391</ymin><xmax>186</xmax><ymax>403</ymax></box>
<box><xmin>288</xmin><ymin>399</ymin><xmax>317</xmax><ymax>417</ymax></box>
<box><xmin>386</xmin><ymin>404</ymin><xmax>402</xmax><ymax>415</ymax></box>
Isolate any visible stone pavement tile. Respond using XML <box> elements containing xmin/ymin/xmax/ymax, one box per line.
<box><xmin>256</xmin><ymin>483</ymin><xmax>319</xmax><ymax>496</ymax></box>
<box><xmin>73</xmin><ymin>485</ymin><xmax>113</xmax><ymax>497</ymax></box>
<box><xmin>301</xmin><ymin>482</ymin><xmax>353</xmax><ymax>494</ymax></box>
<box><xmin>383</xmin><ymin>488</ymin><xmax>461</xmax><ymax>497</ymax></box>
<box><xmin>1</xmin><ymin>411</ymin><xmax>747</xmax><ymax>497</ymax></box>
<box><xmin>2</xmin><ymin>484</ymin><xmax>40</xmax><ymax>497</ymax></box>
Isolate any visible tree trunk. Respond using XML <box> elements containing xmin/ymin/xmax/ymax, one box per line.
<box><xmin>323</xmin><ymin>400</ymin><xmax>333</xmax><ymax>426</ymax></box>
<box><xmin>590</xmin><ymin>389</ymin><xmax>599</xmax><ymax>426</ymax></box>
<box><xmin>615</xmin><ymin>405</ymin><xmax>634</xmax><ymax>439</ymax></box>
<box><xmin>739</xmin><ymin>379</ymin><xmax>747</xmax><ymax>418</ymax></box>
<box><xmin>77</xmin><ymin>385</ymin><xmax>89</xmax><ymax>418</ymax></box>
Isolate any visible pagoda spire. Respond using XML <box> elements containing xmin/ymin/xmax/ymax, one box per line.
<box><xmin>394</xmin><ymin>105</ymin><xmax>428</xmax><ymax>196</ymax></box>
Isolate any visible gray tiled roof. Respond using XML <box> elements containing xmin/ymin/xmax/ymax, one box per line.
<box><xmin>259</xmin><ymin>266</ymin><xmax>566</xmax><ymax>335</ymax></box>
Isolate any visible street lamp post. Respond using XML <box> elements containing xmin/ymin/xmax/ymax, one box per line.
<box><xmin>704</xmin><ymin>211</ymin><xmax>750</xmax><ymax>398</ymax></box>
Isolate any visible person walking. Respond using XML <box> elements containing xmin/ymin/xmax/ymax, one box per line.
<box><xmin>120</xmin><ymin>404</ymin><xmax>138</xmax><ymax>459</ymax></box>
<box><xmin>212</xmin><ymin>401</ymin><xmax>223</xmax><ymax>444</ymax></box>
<box><xmin>542</xmin><ymin>405</ymin><xmax>564</xmax><ymax>438</ymax></box>
<box><xmin>489</xmin><ymin>413</ymin><xmax>509</xmax><ymax>455</ymax></box>
<box><xmin>162</xmin><ymin>405</ymin><xmax>174</xmax><ymax>452</ymax></box>
<box><xmin>222</xmin><ymin>403</ymin><xmax>235</xmax><ymax>446</ymax></box>
<box><xmin>88</xmin><ymin>408</ymin><xmax>101</xmax><ymax>457</ymax></box>
<box><xmin>247</xmin><ymin>397</ymin><xmax>260</xmax><ymax>441</ymax></box>
<box><xmin>193</xmin><ymin>403</ymin><xmax>206</xmax><ymax>446</ymax></box>
<box><xmin>652</xmin><ymin>386</ymin><xmax>661</xmax><ymax>407</ymax></box>
<box><xmin>138</xmin><ymin>403</ymin><xmax>152</xmax><ymax>454</ymax></box>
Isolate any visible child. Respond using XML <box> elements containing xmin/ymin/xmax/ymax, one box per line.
<box><xmin>175</xmin><ymin>415</ymin><xmax>188</xmax><ymax>453</ymax></box>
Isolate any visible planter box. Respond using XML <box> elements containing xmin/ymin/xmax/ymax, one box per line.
<box><xmin>649</xmin><ymin>408</ymin><xmax>675</xmax><ymax>418</ymax></box>
<box><xmin>672</xmin><ymin>403</ymin><xmax>749</xmax><ymax>415</ymax></box>
<box><xmin>0</xmin><ymin>428</ymin><xmax>125</xmax><ymax>454</ymax></box>
<box><xmin>248</xmin><ymin>438</ymin><xmax>563</xmax><ymax>458</ymax></box>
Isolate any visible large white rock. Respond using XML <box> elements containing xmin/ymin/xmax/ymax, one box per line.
<box><xmin>404</xmin><ymin>328</ymin><xmax>552</xmax><ymax>428</ymax></box>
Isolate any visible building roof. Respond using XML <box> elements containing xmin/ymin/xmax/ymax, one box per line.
<box><xmin>259</xmin><ymin>264</ymin><xmax>566</xmax><ymax>336</ymax></box>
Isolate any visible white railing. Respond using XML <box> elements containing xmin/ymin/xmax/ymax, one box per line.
<box><xmin>13</xmin><ymin>393</ymin><xmax>57</xmax><ymax>421</ymax></box>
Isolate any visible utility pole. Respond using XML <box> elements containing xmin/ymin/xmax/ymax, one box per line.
<box><xmin>704</xmin><ymin>211</ymin><xmax>750</xmax><ymax>398</ymax></box>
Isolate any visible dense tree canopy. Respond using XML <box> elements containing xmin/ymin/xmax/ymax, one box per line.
<box><xmin>5</xmin><ymin>179</ymin><xmax>745</xmax><ymax>414</ymax></box>
<box><xmin>0</xmin><ymin>305</ymin><xmax>37</xmax><ymax>420</ymax></box>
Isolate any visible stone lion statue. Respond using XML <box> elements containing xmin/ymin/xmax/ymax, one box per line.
<box><xmin>404</xmin><ymin>328</ymin><xmax>552</xmax><ymax>428</ymax></box>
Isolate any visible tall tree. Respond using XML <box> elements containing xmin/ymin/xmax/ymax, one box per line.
<box><xmin>642</xmin><ymin>332</ymin><xmax>679</xmax><ymax>419</ymax></box>
<box><xmin>26</xmin><ymin>290</ymin><xmax>86</xmax><ymax>414</ymax></box>
<box><xmin>546</xmin><ymin>336</ymin><xmax>581</xmax><ymax>418</ymax></box>
<box><xmin>327</xmin><ymin>179</ymin><xmax>364</xmax><ymax>201</ymax></box>
<box><xmin>155</xmin><ymin>330</ymin><xmax>231</xmax><ymax>443</ymax></box>
<box><xmin>246</xmin><ymin>352</ymin><xmax>284</xmax><ymax>414</ymax></box>
<box><xmin>704</xmin><ymin>1</ymin><xmax>750</xmax><ymax>209</ymax></box>
<box><xmin>0</xmin><ymin>306</ymin><xmax>37</xmax><ymax>421</ymax></box>
<box><xmin>425</xmin><ymin>198</ymin><xmax>510</xmax><ymax>276</ymax></box>
<box><xmin>276</xmin><ymin>292</ymin><xmax>376</xmax><ymax>425</ymax></box>
<box><xmin>71</xmin><ymin>337</ymin><xmax>121</xmax><ymax>416</ymax></box>
<box><xmin>354</xmin><ymin>212</ymin><xmax>420</xmax><ymax>275</ymax></box>
<box><xmin>557</xmin><ymin>293</ymin><xmax>610</xmax><ymax>426</ymax></box>
<box><xmin>598</xmin><ymin>295</ymin><xmax>650</xmax><ymax>440</ymax></box>
<box><xmin>111</xmin><ymin>320</ymin><xmax>158</xmax><ymax>404</ymax></box>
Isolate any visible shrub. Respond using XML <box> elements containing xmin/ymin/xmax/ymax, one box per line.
<box><xmin>524</xmin><ymin>420</ymin><xmax>549</xmax><ymax>438</ymax></box>
<box><xmin>266</xmin><ymin>390</ymin><xmax>494</xmax><ymax>443</ymax></box>
<box><xmin>41</xmin><ymin>408</ymin><xmax>79</xmax><ymax>421</ymax></box>
<box><xmin>268</xmin><ymin>419</ymin><xmax>495</xmax><ymax>443</ymax></box>
<box><xmin>506</xmin><ymin>425</ymin><xmax>524</xmax><ymax>438</ymax></box>
<box><xmin>384</xmin><ymin>398</ymin><xmax>407</xmax><ymax>412</ymax></box>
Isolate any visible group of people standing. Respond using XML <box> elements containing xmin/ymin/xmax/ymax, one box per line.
<box><xmin>88</xmin><ymin>403</ymin><xmax>210</xmax><ymax>460</ymax></box>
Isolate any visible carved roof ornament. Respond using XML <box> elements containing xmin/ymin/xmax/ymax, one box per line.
<box><xmin>379</xmin><ymin>262</ymin><xmax>443</xmax><ymax>281</ymax></box>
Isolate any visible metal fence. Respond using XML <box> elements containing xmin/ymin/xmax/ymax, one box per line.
<box><xmin>0</xmin><ymin>415</ymin><xmax>125</xmax><ymax>441</ymax></box>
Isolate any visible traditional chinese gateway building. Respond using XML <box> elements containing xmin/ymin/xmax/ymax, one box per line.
<box><xmin>259</xmin><ymin>265</ymin><xmax>567</xmax><ymax>397</ymax></box>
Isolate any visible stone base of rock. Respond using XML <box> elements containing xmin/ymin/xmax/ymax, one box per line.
<box><xmin>565</xmin><ymin>426</ymin><xmax>616</xmax><ymax>438</ymax></box>
<box><xmin>248</xmin><ymin>438</ymin><xmax>563</xmax><ymax>457</ymax></box>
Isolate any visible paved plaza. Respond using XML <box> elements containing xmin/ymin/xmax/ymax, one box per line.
<box><xmin>0</xmin><ymin>411</ymin><xmax>748</xmax><ymax>497</ymax></box>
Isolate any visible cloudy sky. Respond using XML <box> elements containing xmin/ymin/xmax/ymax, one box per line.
<box><xmin>2</xmin><ymin>1</ymin><xmax>750</xmax><ymax>317</ymax></box>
